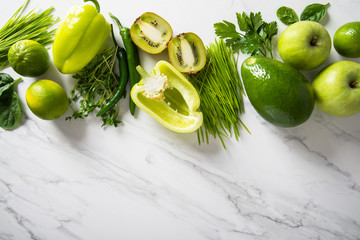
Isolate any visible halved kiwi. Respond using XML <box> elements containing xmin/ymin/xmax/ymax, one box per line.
<box><xmin>130</xmin><ymin>12</ymin><xmax>172</xmax><ymax>54</ymax></box>
<box><xmin>168</xmin><ymin>32</ymin><xmax>206</xmax><ymax>74</ymax></box>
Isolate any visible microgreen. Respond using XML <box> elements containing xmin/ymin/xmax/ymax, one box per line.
<box><xmin>214</xmin><ymin>12</ymin><xmax>278</xmax><ymax>58</ymax></box>
<box><xmin>188</xmin><ymin>39</ymin><xmax>250</xmax><ymax>149</ymax></box>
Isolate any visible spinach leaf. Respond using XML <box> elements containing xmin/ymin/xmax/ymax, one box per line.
<box><xmin>277</xmin><ymin>6</ymin><xmax>299</xmax><ymax>25</ymax></box>
<box><xmin>0</xmin><ymin>91</ymin><xmax>21</xmax><ymax>130</ymax></box>
<box><xmin>300</xmin><ymin>3</ymin><xmax>330</xmax><ymax>22</ymax></box>
<box><xmin>0</xmin><ymin>73</ymin><xmax>17</xmax><ymax>96</ymax></box>
<box><xmin>0</xmin><ymin>73</ymin><xmax>22</xmax><ymax>130</ymax></box>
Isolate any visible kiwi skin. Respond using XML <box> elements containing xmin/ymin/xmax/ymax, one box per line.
<box><xmin>130</xmin><ymin>12</ymin><xmax>173</xmax><ymax>54</ymax></box>
<box><xmin>168</xmin><ymin>32</ymin><xmax>207</xmax><ymax>74</ymax></box>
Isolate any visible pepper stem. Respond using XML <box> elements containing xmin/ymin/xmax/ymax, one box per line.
<box><xmin>136</xmin><ymin>65</ymin><xmax>151</xmax><ymax>78</ymax></box>
<box><xmin>84</xmin><ymin>0</ymin><xmax>100</xmax><ymax>12</ymax></box>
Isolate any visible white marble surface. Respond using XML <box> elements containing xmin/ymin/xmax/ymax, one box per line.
<box><xmin>1</xmin><ymin>0</ymin><xmax>360</xmax><ymax>239</ymax></box>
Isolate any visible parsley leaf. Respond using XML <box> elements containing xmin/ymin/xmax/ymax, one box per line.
<box><xmin>237</xmin><ymin>12</ymin><xmax>251</xmax><ymax>32</ymax></box>
<box><xmin>215</xmin><ymin>12</ymin><xmax>278</xmax><ymax>58</ymax></box>
<box><xmin>214</xmin><ymin>21</ymin><xmax>240</xmax><ymax>39</ymax></box>
<box><xmin>214</xmin><ymin>21</ymin><xmax>243</xmax><ymax>52</ymax></box>
<box><xmin>238</xmin><ymin>33</ymin><xmax>262</xmax><ymax>55</ymax></box>
<box><xmin>250</xmin><ymin>12</ymin><xmax>264</xmax><ymax>31</ymax></box>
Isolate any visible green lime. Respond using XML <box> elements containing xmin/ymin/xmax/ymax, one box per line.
<box><xmin>333</xmin><ymin>21</ymin><xmax>360</xmax><ymax>58</ymax></box>
<box><xmin>8</xmin><ymin>40</ymin><xmax>50</xmax><ymax>77</ymax></box>
<box><xmin>26</xmin><ymin>79</ymin><xmax>69</xmax><ymax>120</ymax></box>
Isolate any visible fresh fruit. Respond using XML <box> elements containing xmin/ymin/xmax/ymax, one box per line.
<box><xmin>130</xmin><ymin>12</ymin><xmax>172</xmax><ymax>54</ymax></box>
<box><xmin>278</xmin><ymin>21</ymin><xmax>331</xmax><ymax>70</ymax></box>
<box><xmin>333</xmin><ymin>21</ymin><xmax>360</xmax><ymax>58</ymax></box>
<box><xmin>241</xmin><ymin>56</ymin><xmax>315</xmax><ymax>127</ymax></box>
<box><xmin>312</xmin><ymin>61</ymin><xmax>360</xmax><ymax>117</ymax></box>
<box><xmin>168</xmin><ymin>32</ymin><xmax>206</xmax><ymax>74</ymax></box>
<box><xmin>25</xmin><ymin>79</ymin><xmax>69</xmax><ymax>120</ymax></box>
<box><xmin>8</xmin><ymin>40</ymin><xmax>50</xmax><ymax>77</ymax></box>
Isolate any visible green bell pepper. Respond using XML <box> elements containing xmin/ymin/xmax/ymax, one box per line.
<box><xmin>52</xmin><ymin>1</ymin><xmax>110</xmax><ymax>74</ymax></box>
<box><xmin>131</xmin><ymin>61</ymin><xmax>203</xmax><ymax>133</ymax></box>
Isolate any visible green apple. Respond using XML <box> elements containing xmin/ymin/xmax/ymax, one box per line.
<box><xmin>278</xmin><ymin>21</ymin><xmax>331</xmax><ymax>70</ymax></box>
<box><xmin>312</xmin><ymin>61</ymin><xmax>360</xmax><ymax>117</ymax></box>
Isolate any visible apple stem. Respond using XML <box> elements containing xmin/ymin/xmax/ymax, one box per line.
<box><xmin>350</xmin><ymin>80</ymin><xmax>359</xmax><ymax>88</ymax></box>
<box><xmin>310</xmin><ymin>36</ymin><xmax>318</xmax><ymax>46</ymax></box>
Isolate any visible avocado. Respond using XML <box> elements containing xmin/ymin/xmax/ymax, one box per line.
<box><xmin>241</xmin><ymin>56</ymin><xmax>315</xmax><ymax>127</ymax></box>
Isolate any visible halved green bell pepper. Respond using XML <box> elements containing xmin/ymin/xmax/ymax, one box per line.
<box><xmin>131</xmin><ymin>61</ymin><xmax>203</xmax><ymax>133</ymax></box>
<box><xmin>52</xmin><ymin>2</ymin><xmax>110</xmax><ymax>74</ymax></box>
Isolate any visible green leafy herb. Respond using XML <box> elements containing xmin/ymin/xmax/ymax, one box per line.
<box><xmin>0</xmin><ymin>0</ymin><xmax>59</xmax><ymax>69</ymax></box>
<box><xmin>66</xmin><ymin>46</ymin><xmax>123</xmax><ymax>127</ymax></box>
<box><xmin>214</xmin><ymin>12</ymin><xmax>278</xmax><ymax>58</ymax></box>
<box><xmin>300</xmin><ymin>3</ymin><xmax>330</xmax><ymax>22</ymax></box>
<box><xmin>187</xmin><ymin>38</ymin><xmax>250</xmax><ymax>149</ymax></box>
<box><xmin>277</xmin><ymin>6</ymin><xmax>299</xmax><ymax>25</ymax></box>
<box><xmin>0</xmin><ymin>73</ymin><xmax>22</xmax><ymax>130</ymax></box>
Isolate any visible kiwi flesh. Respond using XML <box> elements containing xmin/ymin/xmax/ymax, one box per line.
<box><xmin>130</xmin><ymin>12</ymin><xmax>172</xmax><ymax>54</ymax></box>
<box><xmin>168</xmin><ymin>32</ymin><xmax>206</xmax><ymax>74</ymax></box>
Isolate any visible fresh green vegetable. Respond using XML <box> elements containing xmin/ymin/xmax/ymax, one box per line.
<box><xmin>187</xmin><ymin>39</ymin><xmax>249</xmax><ymax>148</ymax></box>
<box><xmin>95</xmin><ymin>47</ymin><xmax>128</xmax><ymax>117</ymax></box>
<box><xmin>110</xmin><ymin>13</ymin><xmax>141</xmax><ymax>116</ymax></box>
<box><xmin>241</xmin><ymin>56</ymin><xmax>314</xmax><ymax>127</ymax></box>
<box><xmin>276</xmin><ymin>6</ymin><xmax>299</xmax><ymax>26</ymax></box>
<box><xmin>52</xmin><ymin>0</ymin><xmax>111</xmax><ymax>74</ymax></box>
<box><xmin>97</xmin><ymin>25</ymin><xmax>129</xmax><ymax>117</ymax></box>
<box><xmin>0</xmin><ymin>0</ymin><xmax>59</xmax><ymax>70</ymax></box>
<box><xmin>0</xmin><ymin>73</ymin><xmax>22</xmax><ymax>130</ymax></box>
<box><xmin>277</xmin><ymin>3</ymin><xmax>330</xmax><ymax>25</ymax></box>
<box><xmin>300</xmin><ymin>3</ymin><xmax>330</xmax><ymax>22</ymax></box>
<box><xmin>214</xmin><ymin>12</ymin><xmax>278</xmax><ymax>58</ymax></box>
<box><xmin>130</xmin><ymin>61</ymin><xmax>203</xmax><ymax>133</ymax></box>
<box><xmin>66</xmin><ymin>46</ymin><xmax>122</xmax><ymax>127</ymax></box>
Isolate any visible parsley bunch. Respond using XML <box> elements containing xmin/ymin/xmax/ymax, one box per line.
<box><xmin>214</xmin><ymin>12</ymin><xmax>278</xmax><ymax>58</ymax></box>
